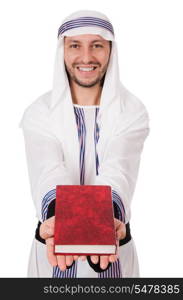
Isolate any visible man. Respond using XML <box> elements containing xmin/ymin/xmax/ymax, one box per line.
<box><xmin>19</xmin><ymin>10</ymin><xmax>149</xmax><ymax>278</ymax></box>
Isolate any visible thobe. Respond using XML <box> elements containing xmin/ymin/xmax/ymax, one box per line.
<box><xmin>21</xmin><ymin>96</ymin><xmax>148</xmax><ymax>277</ymax></box>
<box><xmin>19</xmin><ymin>9</ymin><xmax>150</xmax><ymax>278</ymax></box>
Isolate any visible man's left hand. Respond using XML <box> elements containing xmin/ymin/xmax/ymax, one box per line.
<box><xmin>81</xmin><ymin>218</ymin><xmax>126</xmax><ymax>269</ymax></box>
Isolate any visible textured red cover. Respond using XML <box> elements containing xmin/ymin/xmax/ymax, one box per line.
<box><xmin>54</xmin><ymin>185</ymin><xmax>116</xmax><ymax>255</ymax></box>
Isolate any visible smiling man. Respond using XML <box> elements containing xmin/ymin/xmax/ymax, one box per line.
<box><xmin>19</xmin><ymin>10</ymin><xmax>150</xmax><ymax>278</ymax></box>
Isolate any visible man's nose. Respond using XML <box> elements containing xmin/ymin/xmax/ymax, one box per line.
<box><xmin>81</xmin><ymin>47</ymin><xmax>93</xmax><ymax>64</ymax></box>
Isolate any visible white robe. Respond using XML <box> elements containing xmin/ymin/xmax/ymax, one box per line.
<box><xmin>20</xmin><ymin>10</ymin><xmax>149</xmax><ymax>278</ymax></box>
<box><xmin>20</xmin><ymin>95</ymin><xmax>149</xmax><ymax>277</ymax></box>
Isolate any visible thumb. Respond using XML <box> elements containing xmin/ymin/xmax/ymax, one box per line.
<box><xmin>40</xmin><ymin>224</ymin><xmax>54</xmax><ymax>239</ymax></box>
<box><xmin>116</xmin><ymin>230</ymin><xmax>121</xmax><ymax>240</ymax></box>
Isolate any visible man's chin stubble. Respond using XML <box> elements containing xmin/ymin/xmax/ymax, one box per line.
<box><xmin>72</xmin><ymin>77</ymin><xmax>102</xmax><ymax>88</ymax></box>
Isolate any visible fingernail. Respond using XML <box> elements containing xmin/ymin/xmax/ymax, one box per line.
<box><xmin>110</xmin><ymin>257</ymin><xmax>115</xmax><ymax>262</ymax></box>
<box><xmin>92</xmin><ymin>257</ymin><xmax>98</xmax><ymax>264</ymax></box>
<box><xmin>101</xmin><ymin>264</ymin><xmax>107</xmax><ymax>269</ymax></box>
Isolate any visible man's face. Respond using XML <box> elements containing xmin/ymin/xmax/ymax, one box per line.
<box><xmin>64</xmin><ymin>34</ymin><xmax>111</xmax><ymax>88</ymax></box>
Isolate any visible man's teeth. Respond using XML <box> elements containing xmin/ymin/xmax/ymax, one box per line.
<box><xmin>78</xmin><ymin>67</ymin><xmax>95</xmax><ymax>71</ymax></box>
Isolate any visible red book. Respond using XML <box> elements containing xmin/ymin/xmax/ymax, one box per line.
<box><xmin>54</xmin><ymin>185</ymin><xmax>117</xmax><ymax>255</ymax></box>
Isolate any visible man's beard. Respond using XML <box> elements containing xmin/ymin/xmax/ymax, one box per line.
<box><xmin>65</xmin><ymin>64</ymin><xmax>107</xmax><ymax>88</ymax></box>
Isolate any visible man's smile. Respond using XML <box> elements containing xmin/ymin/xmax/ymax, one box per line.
<box><xmin>75</xmin><ymin>65</ymin><xmax>98</xmax><ymax>77</ymax></box>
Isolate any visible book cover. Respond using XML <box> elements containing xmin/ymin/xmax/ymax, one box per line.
<box><xmin>54</xmin><ymin>185</ymin><xmax>117</xmax><ymax>255</ymax></box>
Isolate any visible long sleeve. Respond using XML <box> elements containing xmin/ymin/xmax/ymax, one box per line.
<box><xmin>22</xmin><ymin>128</ymin><xmax>73</xmax><ymax>221</ymax></box>
<box><xmin>94</xmin><ymin>109</ymin><xmax>150</xmax><ymax>223</ymax></box>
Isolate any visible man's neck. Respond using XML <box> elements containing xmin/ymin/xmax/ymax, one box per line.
<box><xmin>70</xmin><ymin>80</ymin><xmax>102</xmax><ymax>106</ymax></box>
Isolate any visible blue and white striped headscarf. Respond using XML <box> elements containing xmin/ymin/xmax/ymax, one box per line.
<box><xmin>57</xmin><ymin>14</ymin><xmax>115</xmax><ymax>37</ymax></box>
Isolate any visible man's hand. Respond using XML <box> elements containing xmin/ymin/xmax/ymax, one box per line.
<box><xmin>89</xmin><ymin>218</ymin><xmax>126</xmax><ymax>269</ymax></box>
<box><xmin>40</xmin><ymin>216</ymin><xmax>126</xmax><ymax>271</ymax></box>
<box><xmin>40</xmin><ymin>216</ymin><xmax>79</xmax><ymax>271</ymax></box>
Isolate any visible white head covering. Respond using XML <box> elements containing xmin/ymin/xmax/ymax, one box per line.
<box><xmin>51</xmin><ymin>10</ymin><xmax>123</xmax><ymax>120</ymax></box>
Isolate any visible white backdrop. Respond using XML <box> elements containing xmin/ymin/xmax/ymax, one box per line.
<box><xmin>0</xmin><ymin>0</ymin><xmax>182</xmax><ymax>277</ymax></box>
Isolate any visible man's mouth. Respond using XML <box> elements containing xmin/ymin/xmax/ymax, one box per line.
<box><xmin>76</xmin><ymin>66</ymin><xmax>97</xmax><ymax>72</ymax></box>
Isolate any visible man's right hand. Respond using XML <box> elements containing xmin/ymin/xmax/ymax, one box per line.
<box><xmin>39</xmin><ymin>216</ymin><xmax>85</xmax><ymax>271</ymax></box>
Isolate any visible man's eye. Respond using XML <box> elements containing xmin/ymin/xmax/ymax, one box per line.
<box><xmin>93</xmin><ymin>44</ymin><xmax>103</xmax><ymax>48</ymax></box>
<box><xmin>70</xmin><ymin>44</ymin><xmax>79</xmax><ymax>48</ymax></box>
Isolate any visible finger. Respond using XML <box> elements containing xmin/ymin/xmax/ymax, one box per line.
<box><xmin>41</xmin><ymin>225</ymin><xmax>53</xmax><ymax>239</ymax></box>
<box><xmin>90</xmin><ymin>255</ymin><xmax>99</xmax><ymax>264</ymax></box>
<box><xmin>46</xmin><ymin>237</ymin><xmax>57</xmax><ymax>266</ymax></box>
<box><xmin>116</xmin><ymin>225</ymin><xmax>126</xmax><ymax>240</ymax></box>
<box><xmin>73</xmin><ymin>255</ymin><xmax>79</xmax><ymax>260</ymax></box>
<box><xmin>109</xmin><ymin>254</ymin><xmax>118</xmax><ymax>263</ymax></box>
<box><xmin>108</xmin><ymin>239</ymin><xmax>120</xmax><ymax>263</ymax></box>
<box><xmin>57</xmin><ymin>255</ymin><xmax>67</xmax><ymax>272</ymax></box>
<box><xmin>40</xmin><ymin>216</ymin><xmax>55</xmax><ymax>239</ymax></box>
<box><xmin>116</xmin><ymin>239</ymin><xmax>120</xmax><ymax>257</ymax></box>
<box><xmin>100</xmin><ymin>255</ymin><xmax>109</xmax><ymax>270</ymax></box>
<box><xmin>66</xmin><ymin>255</ymin><xmax>74</xmax><ymax>267</ymax></box>
<box><xmin>114</xmin><ymin>218</ymin><xmax>126</xmax><ymax>240</ymax></box>
<box><xmin>79</xmin><ymin>256</ymin><xmax>87</xmax><ymax>261</ymax></box>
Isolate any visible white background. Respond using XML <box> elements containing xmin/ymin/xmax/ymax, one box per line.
<box><xmin>0</xmin><ymin>0</ymin><xmax>183</xmax><ymax>277</ymax></box>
